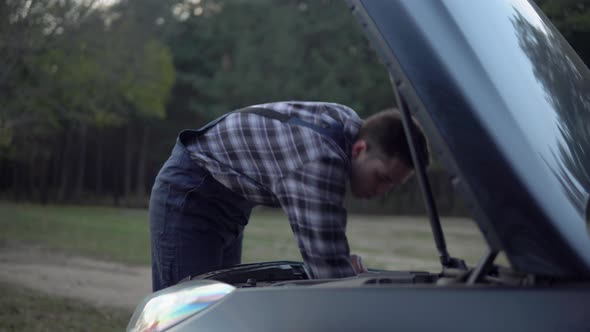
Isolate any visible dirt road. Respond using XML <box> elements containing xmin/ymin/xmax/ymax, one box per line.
<box><xmin>0</xmin><ymin>243</ymin><xmax>151</xmax><ymax>311</ymax></box>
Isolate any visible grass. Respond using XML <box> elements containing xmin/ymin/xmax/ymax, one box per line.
<box><xmin>0</xmin><ymin>281</ymin><xmax>131</xmax><ymax>332</ymax></box>
<box><xmin>0</xmin><ymin>202</ymin><xmax>151</xmax><ymax>265</ymax></box>
<box><xmin>0</xmin><ymin>202</ymin><xmax>489</xmax><ymax>269</ymax></box>
<box><xmin>0</xmin><ymin>202</ymin><xmax>301</xmax><ymax>266</ymax></box>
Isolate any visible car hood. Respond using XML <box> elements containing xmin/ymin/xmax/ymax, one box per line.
<box><xmin>349</xmin><ymin>0</ymin><xmax>590</xmax><ymax>278</ymax></box>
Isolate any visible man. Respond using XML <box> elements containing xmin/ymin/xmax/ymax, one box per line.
<box><xmin>149</xmin><ymin>101</ymin><xmax>429</xmax><ymax>291</ymax></box>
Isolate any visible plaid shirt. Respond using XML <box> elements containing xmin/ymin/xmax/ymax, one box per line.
<box><xmin>186</xmin><ymin>101</ymin><xmax>363</xmax><ymax>279</ymax></box>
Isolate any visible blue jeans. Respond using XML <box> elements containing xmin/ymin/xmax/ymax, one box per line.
<box><xmin>149</xmin><ymin>141</ymin><xmax>255</xmax><ymax>291</ymax></box>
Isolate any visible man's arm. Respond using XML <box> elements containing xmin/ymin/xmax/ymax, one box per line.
<box><xmin>272</xmin><ymin>155</ymin><xmax>357</xmax><ymax>279</ymax></box>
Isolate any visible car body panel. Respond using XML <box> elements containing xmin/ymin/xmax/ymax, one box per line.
<box><xmin>349</xmin><ymin>0</ymin><xmax>590</xmax><ymax>277</ymax></box>
<box><xmin>170</xmin><ymin>283</ymin><xmax>590</xmax><ymax>332</ymax></box>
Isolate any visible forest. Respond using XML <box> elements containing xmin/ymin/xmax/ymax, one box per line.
<box><xmin>1</xmin><ymin>0</ymin><xmax>588</xmax><ymax>215</ymax></box>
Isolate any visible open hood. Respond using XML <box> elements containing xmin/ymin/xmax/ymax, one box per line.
<box><xmin>348</xmin><ymin>0</ymin><xmax>590</xmax><ymax>278</ymax></box>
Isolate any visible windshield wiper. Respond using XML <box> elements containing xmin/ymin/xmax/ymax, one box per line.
<box><xmin>390</xmin><ymin>75</ymin><xmax>467</xmax><ymax>271</ymax></box>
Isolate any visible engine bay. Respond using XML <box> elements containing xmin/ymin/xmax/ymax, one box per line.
<box><xmin>188</xmin><ymin>260</ymin><xmax>548</xmax><ymax>289</ymax></box>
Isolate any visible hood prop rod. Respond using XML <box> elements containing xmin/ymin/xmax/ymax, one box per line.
<box><xmin>391</xmin><ymin>76</ymin><xmax>467</xmax><ymax>270</ymax></box>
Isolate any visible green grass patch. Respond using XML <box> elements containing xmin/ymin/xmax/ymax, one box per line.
<box><xmin>0</xmin><ymin>202</ymin><xmax>489</xmax><ymax>269</ymax></box>
<box><xmin>0</xmin><ymin>202</ymin><xmax>151</xmax><ymax>265</ymax></box>
<box><xmin>0</xmin><ymin>203</ymin><xmax>303</xmax><ymax>265</ymax></box>
<box><xmin>243</xmin><ymin>209</ymin><xmax>302</xmax><ymax>262</ymax></box>
<box><xmin>0</xmin><ymin>281</ymin><xmax>130</xmax><ymax>332</ymax></box>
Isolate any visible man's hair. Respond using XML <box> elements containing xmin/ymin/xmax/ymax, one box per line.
<box><xmin>358</xmin><ymin>109</ymin><xmax>430</xmax><ymax>169</ymax></box>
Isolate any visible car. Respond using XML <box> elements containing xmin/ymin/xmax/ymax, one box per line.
<box><xmin>127</xmin><ymin>0</ymin><xmax>590</xmax><ymax>331</ymax></box>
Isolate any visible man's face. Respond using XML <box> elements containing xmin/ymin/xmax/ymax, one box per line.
<box><xmin>349</xmin><ymin>140</ymin><xmax>414</xmax><ymax>199</ymax></box>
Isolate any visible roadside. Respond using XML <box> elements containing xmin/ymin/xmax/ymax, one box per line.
<box><xmin>0</xmin><ymin>280</ymin><xmax>130</xmax><ymax>332</ymax></box>
<box><xmin>0</xmin><ymin>243</ymin><xmax>150</xmax><ymax>311</ymax></box>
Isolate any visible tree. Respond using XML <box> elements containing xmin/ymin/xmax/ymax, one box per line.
<box><xmin>167</xmin><ymin>0</ymin><xmax>393</xmax><ymax>124</ymax></box>
<box><xmin>536</xmin><ymin>0</ymin><xmax>590</xmax><ymax>64</ymax></box>
<box><xmin>0</xmin><ymin>0</ymin><xmax>175</xmax><ymax>203</ymax></box>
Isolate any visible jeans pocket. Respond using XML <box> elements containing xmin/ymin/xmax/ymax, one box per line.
<box><xmin>178</xmin><ymin>174</ymin><xmax>212</xmax><ymax>216</ymax></box>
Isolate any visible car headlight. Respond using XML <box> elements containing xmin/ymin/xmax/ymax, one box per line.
<box><xmin>127</xmin><ymin>280</ymin><xmax>236</xmax><ymax>332</ymax></box>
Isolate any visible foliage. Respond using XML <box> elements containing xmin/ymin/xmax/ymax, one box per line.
<box><xmin>0</xmin><ymin>0</ymin><xmax>175</xmax><ymax>205</ymax></box>
<box><xmin>168</xmin><ymin>0</ymin><xmax>392</xmax><ymax>120</ymax></box>
<box><xmin>0</xmin><ymin>0</ymin><xmax>587</xmax><ymax>213</ymax></box>
<box><xmin>0</xmin><ymin>0</ymin><xmax>175</xmax><ymax>146</ymax></box>
<box><xmin>121</xmin><ymin>40</ymin><xmax>175</xmax><ymax>120</ymax></box>
<box><xmin>536</xmin><ymin>0</ymin><xmax>590</xmax><ymax>62</ymax></box>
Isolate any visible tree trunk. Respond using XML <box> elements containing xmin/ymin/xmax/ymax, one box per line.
<box><xmin>58</xmin><ymin>128</ymin><xmax>74</xmax><ymax>202</ymax></box>
<box><xmin>53</xmin><ymin>139</ymin><xmax>61</xmax><ymax>196</ymax></box>
<box><xmin>124</xmin><ymin>125</ymin><xmax>134</xmax><ymax>201</ymax></box>
<box><xmin>74</xmin><ymin>124</ymin><xmax>88</xmax><ymax>201</ymax></box>
<box><xmin>28</xmin><ymin>148</ymin><xmax>37</xmax><ymax>201</ymax></box>
<box><xmin>12</xmin><ymin>162</ymin><xmax>19</xmax><ymax>201</ymax></box>
<box><xmin>135</xmin><ymin>125</ymin><xmax>149</xmax><ymax>199</ymax></box>
<box><xmin>39</xmin><ymin>156</ymin><xmax>50</xmax><ymax>205</ymax></box>
<box><xmin>112</xmin><ymin>128</ymin><xmax>122</xmax><ymax>206</ymax></box>
<box><xmin>95</xmin><ymin>128</ymin><xmax>103</xmax><ymax>196</ymax></box>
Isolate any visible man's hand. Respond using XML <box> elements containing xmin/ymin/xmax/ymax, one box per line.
<box><xmin>350</xmin><ymin>254</ymin><xmax>368</xmax><ymax>274</ymax></box>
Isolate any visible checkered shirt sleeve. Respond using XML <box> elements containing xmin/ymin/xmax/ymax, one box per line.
<box><xmin>272</xmin><ymin>154</ymin><xmax>356</xmax><ymax>279</ymax></box>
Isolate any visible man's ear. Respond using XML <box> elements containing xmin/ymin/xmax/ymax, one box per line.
<box><xmin>351</xmin><ymin>140</ymin><xmax>367</xmax><ymax>159</ymax></box>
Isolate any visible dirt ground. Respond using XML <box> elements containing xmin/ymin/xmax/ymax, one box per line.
<box><xmin>0</xmin><ymin>243</ymin><xmax>151</xmax><ymax>311</ymax></box>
